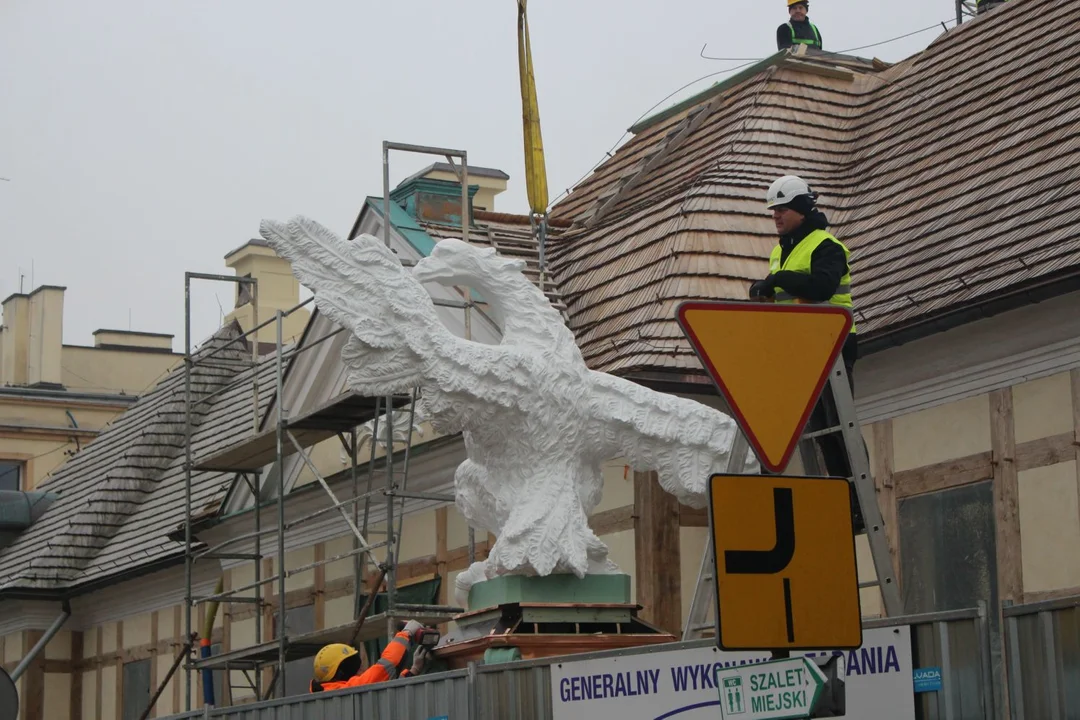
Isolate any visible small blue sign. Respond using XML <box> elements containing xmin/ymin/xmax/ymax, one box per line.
<box><xmin>427</xmin><ymin>716</ymin><xmax>449</xmax><ymax>720</ymax></box>
<box><xmin>913</xmin><ymin>667</ymin><xmax>942</xmax><ymax>693</ymax></box>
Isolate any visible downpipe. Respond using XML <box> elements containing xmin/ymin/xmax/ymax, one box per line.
<box><xmin>11</xmin><ymin>600</ymin><xmax>71</xmax><ymax>681</ymax></box>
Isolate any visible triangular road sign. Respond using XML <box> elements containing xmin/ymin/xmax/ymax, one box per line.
<box><xmin>676</xmin><ymin>301</ymin><xmax>852</xmax><ymax>473</ymax></box>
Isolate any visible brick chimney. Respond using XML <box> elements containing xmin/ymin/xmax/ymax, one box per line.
<box><xmin>0</xmin><ymin>285</ymin><xmax>65</xmax><ymax>387</ymax></box>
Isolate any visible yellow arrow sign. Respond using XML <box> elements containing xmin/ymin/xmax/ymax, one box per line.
<box><xmin>676</xmin><ymin>301</ymin><xmax>852</xmax><ymax>473</ymax></box>
<box><xmin>709</xmin><ymin>473</ymin><xmax>862</xmax><ymax>650</ymax></box>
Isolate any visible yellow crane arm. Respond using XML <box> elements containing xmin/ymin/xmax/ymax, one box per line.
<box><xmin>517</xmin><ymin>0</ymin><xmax>549</xmax><ymax>215</ymax></box>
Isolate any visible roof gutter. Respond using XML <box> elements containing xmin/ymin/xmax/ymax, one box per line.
<box><xmin>0</xmin><ymin>554</ymin><xmax>185</xmax><ymax>603</ymax></box>
<box><xmin>10</xmin><ymin>599</ymin><xmax>70</xmax><ymax>681</ymax></box>
<box><xmin>860</xmin><ymin>269</ymin><xmax>1080</xmax><ymax>356</ymax></box>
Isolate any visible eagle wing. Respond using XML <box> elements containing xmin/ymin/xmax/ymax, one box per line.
<box><xmin>260</xmin><ymin>216</ymin><xmax>538</xmax><ymax>413</ymax></box>
<box><xmin>586</xmin><ymin>369</ymin><xmax>758</xmax><ymax>508</ymax></box>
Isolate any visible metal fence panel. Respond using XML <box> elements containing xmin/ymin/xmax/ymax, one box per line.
<box><xmin>158</xmin><ymin>610</ymin><xmax>994</xmax><ymax>720</ymax></box>
<box><xmin>475</xmin><ymin>664</ymin><xmax>552</xmax><ymax>720</ymax></box>
<box><xmin>1005</xmin><ymin>596</ymin><xmax>1080</xmax><ymax>720</ymax></box>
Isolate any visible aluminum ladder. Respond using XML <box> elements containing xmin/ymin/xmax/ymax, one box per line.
<box><xmin>682</xmin><ymin>357</ymin><xmax>903</xmax><ymax>641</ymax></box>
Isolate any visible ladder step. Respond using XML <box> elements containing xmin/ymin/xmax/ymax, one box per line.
<box><xmin>802</xmin><ymin>425</ymin><xmax>845</xmax><ymax>440</ymax></box>
<box><xmin>858</xmin><ymin>579</ymin><xmax>881</xmax><ymax>589</ymax></box>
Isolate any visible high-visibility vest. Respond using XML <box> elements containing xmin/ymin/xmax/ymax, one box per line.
<box><xmin>768</xmin><ymin>229</ymin><xmax>856</xmax><ymax>333</ymax></box>
<box><xmin>787</xmin><ymin>22</ymin><xmax>821</xmax><ymax>48</ymax></box>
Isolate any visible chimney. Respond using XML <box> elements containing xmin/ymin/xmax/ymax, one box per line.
<box><xmin>391</xmin><ymin>164</ymin><xmax>509</xmax><ymax>224</ymax></box>
<box><xmin>222</xmin><ymin>240</ymin><xmax>309</xmax><ymax>346</ymax></box>
<box><xmin>0</xmin><ymin>292</ymin><xmax>31</xmax><ymax>386</ymax></box>
<box><xmin>27</xmin><ymin>286</ymin><xmax>65</xmax><ymax>387</ymax></box>
<box><xmin>93</xmin><ymin>329</ymin><xmax>174</xmax><ymax>352</ymax></box>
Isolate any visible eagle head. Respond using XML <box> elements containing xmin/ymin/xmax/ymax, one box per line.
<box><xmin>413</xmin><ymin>239</ymin><xmax>526</xmax><ymax>287</ymax></box>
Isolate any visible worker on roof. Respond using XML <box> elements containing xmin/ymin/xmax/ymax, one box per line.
<box><xmin>309</xmin><ymin>620</ymin><xmax>431</xmax><ymax>692</ymax></box>
<box><xmin>776</xmin><ymin>0</ymin><xmax>822</xmax><ymax>51</ymax></box>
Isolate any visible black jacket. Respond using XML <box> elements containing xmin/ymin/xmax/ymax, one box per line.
<box><xmin>766</xmin><ymin>209</ymin><xmax>848</xmax><ymax>302</ymax></box>
<box><xmin>776</xmin><ymin>19</ymin><xmax>821</xmax><ymax>50</ymax></box>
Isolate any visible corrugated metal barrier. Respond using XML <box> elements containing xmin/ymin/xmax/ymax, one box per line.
<box><xmin>160</xmin><ymin>608</ymin><xmax>994</xmax><ymax>720</ymax></box>
<box><xmin>864</xmin><ymin>606</ymin><xmax>995</xmax><ymax>720</ymax></box>
<box><xmin>1004</xmin><ymin>594</ymin><xmax>1080</xmax><ymax>719</ymax></box>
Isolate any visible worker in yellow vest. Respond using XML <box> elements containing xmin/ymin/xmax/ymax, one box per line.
<box><xmin>750</xmin><ymin>176</ymin><xmax>863</xmax><ymax>526</ymax></box>
<box><xmin>777</xmin><ymin>0</ymin><xmax>822</xmax><ymax>51</ymax></box>
<box><xmin>749</xmin><ymin>174</ymin><xmax>856</xmax><ymax>388</ymax></box>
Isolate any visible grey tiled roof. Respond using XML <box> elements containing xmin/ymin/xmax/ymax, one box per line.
<box><xmin>0</xmin><ymin>322</ymin><xmax>279</xmax><ymax>594</ymax></box>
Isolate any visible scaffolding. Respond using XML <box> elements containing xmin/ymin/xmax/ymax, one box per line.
<box><xmin>179</xmin><ymin>142</ymin><xmax>483</xmax><ymax>710</ymax></box>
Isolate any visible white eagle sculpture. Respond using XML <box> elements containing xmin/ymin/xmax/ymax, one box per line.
<box><xmin>259</xmin><ymin>217</ymin><xmax>757</xmax><ymax>606</ymax></box>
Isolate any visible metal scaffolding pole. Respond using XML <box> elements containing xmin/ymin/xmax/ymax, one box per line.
<box><xmin>183</xmin><ymin>271</ymin><xmax>258</xmax><ymax>712</ymax></box>
<box><xmin>178</xmin><ymin>141</ymin><xmax>477</xmax><ymax>700</ymax></box>
<box><xmin>275</xmin><ymin>310</ymin><xmax>287</xmax><ymax>694</ymax></box>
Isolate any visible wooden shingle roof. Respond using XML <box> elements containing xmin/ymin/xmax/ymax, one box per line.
<box><xmin>547</xmin><ymin>0</ymin><xmax>1080</xmax><ymax>374</ymax></box>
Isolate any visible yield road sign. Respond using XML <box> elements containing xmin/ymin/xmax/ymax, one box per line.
<box><xmin>709</xmin><ymin>473</ymin><xmax>862</xmax><ymax>651</ymax></box>
<box><xmin>676</xmin><ymin>301</ymin><xmax>852</xmax><ymax>473</ymax></box>
<box><xmin>717</xmin><ymin>656</ymin><xmax>826</xmax><ymax>719</ymax></box>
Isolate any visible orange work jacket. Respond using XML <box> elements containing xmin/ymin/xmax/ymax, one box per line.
<box><xmin>309</xmin><ymin>631</ymin><xmax>413</xmax><ymax>692</ymax></box>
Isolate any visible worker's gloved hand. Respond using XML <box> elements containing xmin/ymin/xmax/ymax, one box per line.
<box><xmin>748</xmin><ymin>276</ymin><xmax>777</xmax><ymax>299</ymax></box>
<box><xmin>402</xmin><ymin>620</ymin><xmax>425</xmax><ymax>642</ymax></box>
<box><xmin>410</xmin><ymin>645</ymin><xmax>430</xmax><ymax>675</ymax></box>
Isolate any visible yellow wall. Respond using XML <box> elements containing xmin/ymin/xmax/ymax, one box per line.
<box><xmin>422</xmin><ymin>169</ymin><xmax>507</xmax><ymax>213</ymax></box>
<box><xmin>61</xmin><ymin>346</ymin><xmax>179</xmax><ymax>396</ymax></box>
<box><xmin>885</xmin><ymin>369</ymin><xmax>1080</xmax><ymax>602</ymax></box>
<box><xmin>892</xmin><ymin>393</ymin><xmax>991</xmax><ymax>471</ymax></box>
<box><xmin>20</xmin><ymin>367</ymin><xmax>1077</xmax><ymax>718</ymax></box>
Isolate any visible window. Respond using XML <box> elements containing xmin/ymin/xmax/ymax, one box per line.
<box><xmin>273</xmin><ymin>604</ymin><xmax>315</xmax><ymax>697</ymax></box>
<box><xmin>898</xmin><ymin>481</ymin><xmax>998</xmax><ymax>614</ymax></box>
<box><xmin>122</xmin><ymin>659</ymin><xmax>151</xmax><ymax>720</ymax></box>
<box><xmin>0</xmin><ymin>461</ymin><xmax>21</xmax><ymax>491</ymax></box>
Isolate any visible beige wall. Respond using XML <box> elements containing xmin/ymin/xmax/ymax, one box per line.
<box><xmin>61</xmin><ymin>346</ymin><xmax>180</xmax><ymax>395</ymax></box>
<box><xmin>17</xmin><ymin>366</ymin><xmax>1077</xmax><ymax>718</ymax></box>
<box><xmin>422</xmin><ymin>169</ymin><xmax>507</xmax><ymax>213</ymax></box>
<box><xmin>880</xmin><ymin>368</ymin><xmax>1080</xmax><ymax>604</ymax></box>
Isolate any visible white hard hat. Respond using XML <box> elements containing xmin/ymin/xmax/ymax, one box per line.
<box><xmin>766</xmin><ymin>175</ymin><xmax>817</xmax><ymax>209</ymax></box>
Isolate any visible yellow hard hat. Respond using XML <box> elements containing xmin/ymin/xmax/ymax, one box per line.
<box><xmin>313</xmin><ymin>643</ymin><xmax>358</xmax><ymax>683</ymax></box>
<box><xmin>787</xmin><ymin>0</ymin><xmax>808</xmax><ymax>5</ymax></box>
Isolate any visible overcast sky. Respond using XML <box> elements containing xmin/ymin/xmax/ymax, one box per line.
<box><xmin>1</xmin><ymin>0</ymin><xmax>957</xmax><ymax>351</ymax></box>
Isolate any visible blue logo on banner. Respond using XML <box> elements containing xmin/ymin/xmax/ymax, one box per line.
<box><xmin>913</xmin><ymin>667</ymin><xmax>942</xmax><ymax>693</ymax></box>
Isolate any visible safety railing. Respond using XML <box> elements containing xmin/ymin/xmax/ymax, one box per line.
<box><xmin>158</xmin><ymin>606</ymin><xmax>995</xmax><ymax>719</ymax></box>
<box><xmin>1004</xmin><ymin>594</ymin><xmax>1080</xmax><ymax>720</ymax></box>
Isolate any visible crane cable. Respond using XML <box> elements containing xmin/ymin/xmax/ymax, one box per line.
<box><xmin>517</xmin><ymin>0</ymin><xmax>550</xmax><ymax>278</ymax></box>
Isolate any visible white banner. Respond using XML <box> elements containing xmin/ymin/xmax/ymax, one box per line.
<box><xmin>551</xmin><ymin>626</ymin><xmax>915</xmax><ymax>720</ymax></box>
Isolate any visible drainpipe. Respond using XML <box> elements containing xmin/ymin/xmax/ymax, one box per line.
<box><xmin>11</xmin><ymin>600</ymin><xmax>71</xmax><ymax>681</ymax></box>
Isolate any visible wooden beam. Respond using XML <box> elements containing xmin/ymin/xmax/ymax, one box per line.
<box><xmin>1074</xmin><ymin>369</ymin><xmax>1080</xmax><ymax>582</ymax></box>
<box><xmin>23</xmin><ymin>630</ymin><xmax>44</xmax><ymax>720</ymax></box>
<box><xmin>893</xmin><ymin>451</ymin><xmax>993</xmax><ymax>499</ymax></box>
<box><xmin>678</xmin><ymin>505</ymin><xmax>708</xmax><ymax>528</ymax></box>
<box><xmin>633</xmin><ymin>470</ymin><xmax>681</xmax><ymax>635</ymax></box>
<box><xmin>115</xmin><ymin>623</ymin><xmax>124</xmax><ymax>716</ymax></box>
<box><xmin>435</xmin><ymin>508</ymin><xmax>449</xmax><ymax>633</ymax></box>
<box><xmin>149</xmin><ymin>614</ymin><xmax>158</xmax><ymax>720</ymax></box>
<box><xmin>871</xmin><ymin>420</ymin><xmax>902</xmax><ymax>590</ymax></box>
<box><xmin>990</xmin><ymin>388</ymin><xmax>1023</xmax><ymax>605</ymax></box>
<box><xmin>891</xmin><ymin>432</ymin><xmax>1075</xmax><ymax>501</ymax></box>
<box><xmin>1023</xmin><ymin>585</ymin><xmax>1080</xmax><ymax>603</ymax></box>
<box><xmin>592</xmin><ymin>505</ymin><xmax>635</xmax><ymax>535</ymax></box>
<box><xmin>1016</xmin><ymin>431</ymin><xmax>1075</xmax><ymax>471</ymax></box>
